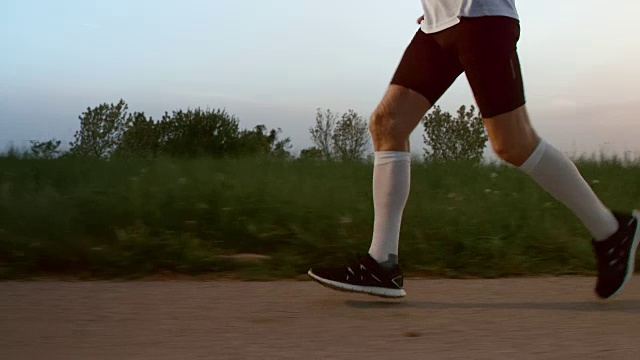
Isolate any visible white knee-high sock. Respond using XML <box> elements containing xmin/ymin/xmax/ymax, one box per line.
<box><xmin>368</xmin><ymin>151</ymin><xmax>411</xmax><ymax>265</ymax></box>
<box><xmin>519</xmin><ymin>139</ymin><xmax>619</xmax><ymax>241</ymax></box>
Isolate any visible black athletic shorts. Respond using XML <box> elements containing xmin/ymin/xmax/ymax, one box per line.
<box><xmin>390</xmin><ymin>16</ymin><xmax>525</xmax><ymax>118</ymax></box>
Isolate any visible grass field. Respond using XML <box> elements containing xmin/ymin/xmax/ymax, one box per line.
<box><xmin>1</xmin><ymin>156</ymin><xmax>639</xmax><ymax>280</ymax></box>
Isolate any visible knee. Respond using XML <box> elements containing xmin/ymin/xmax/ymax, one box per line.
<box><xmin>491</xmin><ymin>140</ymin><xmax>516</xmax><ymax>164</ymax></box>
<box><xmin>369</xmin><ymin>108</ymin><xmax>406</xmax><ymax>149</ymax></box>
<box><xmin>491</xmin><ymin>138</ymin><xmax>539</xmax><ymax>166</ymax></box>
<box><xmin>368</xmin><ymin>109</ymin><xmax>387</xmax><ymax>139</ymax></box>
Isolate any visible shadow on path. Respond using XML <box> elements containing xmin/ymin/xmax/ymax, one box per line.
<box><xmin>344</xmin><ymin>299</ymin><xmax>640</xmax><ymax>313</ymax></box>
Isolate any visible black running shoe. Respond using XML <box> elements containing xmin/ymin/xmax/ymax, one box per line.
<box><xmin>308</xmin><ymin>254</ymin><xmax>406</xmax><ymax>298</ymax></box>
<box><xmin>592</xmin><ymin>210</ymin><xmax>640</xmax><ymax>299</ymax></box>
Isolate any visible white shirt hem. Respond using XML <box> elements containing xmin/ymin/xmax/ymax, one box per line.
<box><xmin>420</xmin><ymin>8</ymin><xmax>519</xmax><ymax>34</ymax></box>
<box><xmin>420</xmin><ymin>17</ymin><xmax>461</xmax><ymax>34</ymax></box>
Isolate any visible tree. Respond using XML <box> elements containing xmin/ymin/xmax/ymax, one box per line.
<box><xmin>309</xmin><ymin>108</ymin><xmax>337</xmax><ymax>160</ymax></box>
<box><xmin>69</xmin><ymin>99</ymin><xmax>130</xmax><ymax>158</ymax></box>
<box><xmin>299</xmin><ymin>147</ymin><xmax>324</xmax><ymax>160</ymax></box>
<box><xmin>422</xmin><ymin>105</ymin><xmax>488</xmax><ymax>163</ymax></box>
<box><xmin>239</xmin><ymin>124</ymin><xmax>292</xmax><ymax>158</ymax></box>
<box><xmin>115</xmin><ymin>112</ymin><xmax>158</xmax><ymax>158</ymax></box>
<box><xmin>332</xmin><ymin>110</ymin><xmax>370</xmax><ymax>161</ymax></box>
<box><xmin>269</xmin><ymin>130</ymin><xmax>293</xmax><ymax>158</ymax></box>
<box><xmin>156</xmin><ymin>107</ymin><xmax>243</xmax><ymax>158</ymax></box>
<box><xmin>308</xmin><ymin>108</ymin><xmax>371</xmax><ymax>161</ymax></box>
<box><xmin>67</xmin><ymin>100</ymin><xmax>295</xmax><ymax>159</ymax></box>
<box><xmin>30</xmin><ymin>139</ymin><xmax>62</xmax><ymax>159</ymax></box>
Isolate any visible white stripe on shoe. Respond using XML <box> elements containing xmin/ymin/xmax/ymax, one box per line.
<box><xmin>308</xmin><ymin>270</ymin><xmax>406</xmax><ymax>298</ymax></box>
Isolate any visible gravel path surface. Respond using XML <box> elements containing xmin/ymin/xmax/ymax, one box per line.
<box><xmin>2</xmin><ymin>278</ymin><xmax>640</xmax><ymax>359</ymax></box>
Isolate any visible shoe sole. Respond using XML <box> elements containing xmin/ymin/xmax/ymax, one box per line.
<box><xmin>307</xmin><ymin>270</ymin><xmax>406</xmax><ymax>299</ymax></box>
<box><xmin>605</xmin><ymin>209</ymin><xmax>640</xmax><ymax>300</ymax></box>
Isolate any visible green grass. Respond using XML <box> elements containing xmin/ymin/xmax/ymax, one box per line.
<box><xmin>0</xmin><ymin>156</ymin><xmax>638</xmax><ymax>279</ymax></box>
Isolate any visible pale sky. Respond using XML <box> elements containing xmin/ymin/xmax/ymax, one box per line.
<box><xmin>2</xmin><ymin>0</ymin><xmax>640</xmax><ymax>157</ymax></box>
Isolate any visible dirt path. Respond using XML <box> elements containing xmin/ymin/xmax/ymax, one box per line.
<box><xmin>1</xmin><ymin>278</ymin><xmax>640</xmax><ymax>359</ymax></box>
